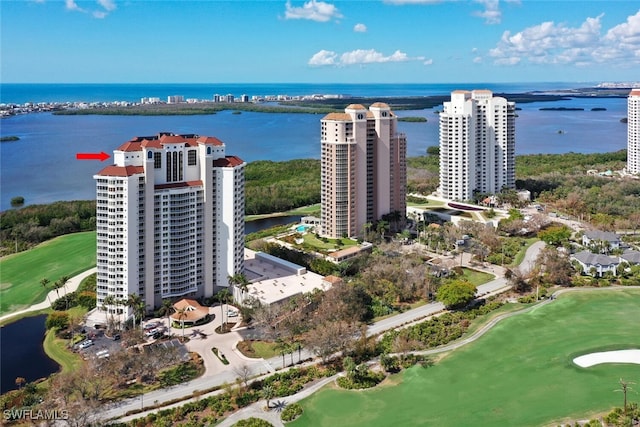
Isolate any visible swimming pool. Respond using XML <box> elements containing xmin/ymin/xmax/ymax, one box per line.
<box><xmin>296</xmin><ymin>224</ymin><xmax>313</xmax><ymax>232</ymax></box>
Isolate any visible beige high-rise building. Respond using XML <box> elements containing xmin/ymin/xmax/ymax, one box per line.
<box><xmin>320</xmin><ymin>103</ymin><xmax>406</xmax><ymax>239</ymax></box>
<box><xmin>438</xmin><ymin>90</ymin><xmax>516</xmax><ymax>201</ymax></box>
<box><xmin>628</xmin><ymin>89</ymin><xmax>640</xmax><ymax>175</ymax></box>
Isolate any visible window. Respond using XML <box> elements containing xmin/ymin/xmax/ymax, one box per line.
<box><xmin>188</xmin><ymin>150</ymin><xmax>197</xmax><ymax>166</ymax></box>
<box><xmin>154</xmin><ymin>152</ymin><xmax>161</xmax><ymax>169</ymax></box>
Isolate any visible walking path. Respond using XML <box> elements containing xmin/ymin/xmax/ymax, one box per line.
<box><xmin>0</xmin><ymin>267</ymin><xmax>97</xmax><ymax>324</ymax></box>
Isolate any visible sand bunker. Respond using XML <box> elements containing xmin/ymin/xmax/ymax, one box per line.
<box><xmin>573</xmin><ymin>349</ymin><xmax>640</xmax><ymax>368</ymax></box>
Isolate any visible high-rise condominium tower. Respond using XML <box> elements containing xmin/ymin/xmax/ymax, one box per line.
<box><xmin>438</xmin><ymin>90</ymin><xmax>516</xmax><ymax>201</ymax></box>
<box><xmin>320</xmin><ymin>103</ymin><xmax>407</xmax><ymax>239</ymax></box>
<box><xmin>94</xmin><ymin>132</ymin><xmax>245</xmax><ymax>322</ymax></box>
<box><xmin>628</xmin><ymin>89</ymin><xmax>640</xmax><ymax>175</ymax></box>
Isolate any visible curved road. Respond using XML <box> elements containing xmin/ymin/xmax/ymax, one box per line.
<box><xmin>102</xmin><ymin>241</ymin><xmax>547</xmax><ymax>423</ymax></box>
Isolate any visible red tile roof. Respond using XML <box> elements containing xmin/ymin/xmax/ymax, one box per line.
<box><xmin>213</xmin><ymin>156</ymin><xmax>245</xmax><ymax>167</ymax></box>
<box><xmin>631</xmin><ymin>89</ymin><xmax>640</xmax><ymax>96</ymax></box>
<box><xmin>96</xmin><ymin>165</ymin><xmax>144</xmax><ymax>177</ymax></box>
<box><xmin>116</xmin><ymin>133</ymin><xmax>226</xmax><ymax>151</ymax></box>
<box><xmin>197</xmin><ymin>136</ymin><xmax>224</xmax><ymax>146</ymax></box>
<box><xmin>155</xmin><ymin>180</ymin><xmax>203</xmax><ymax>190</ymax></box>
<box><xmin>117</xmin><ymin>141</ymin><xmax>142</xmax><ymax>152</ymax></box>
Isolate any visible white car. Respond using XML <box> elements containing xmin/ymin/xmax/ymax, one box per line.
<box><xmin>78</xmin><ymin>340</ymin><xmax>94</xmax><ymax>349</ymax></box>
<box><xmin>227</xmin><ymin>310</ymin><xmax>239</xmax><ymax>317</ymax></box>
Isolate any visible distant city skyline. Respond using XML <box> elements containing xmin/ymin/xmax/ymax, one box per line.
<box><xmin>1</xmin><ymin>1</ymin><xmax>639</xmax><ymax>84</ymax></box>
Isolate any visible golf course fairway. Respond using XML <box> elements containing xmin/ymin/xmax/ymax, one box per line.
<box><xmin>290</xmin><ymin>289</ymin><xmax>640</xmax><ymax>427</ymax></box>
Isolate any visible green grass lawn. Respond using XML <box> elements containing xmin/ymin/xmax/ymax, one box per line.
<box><xmin>291</xmin><ymin>289</ymin><xmax>640</xmax><ymax>427</ymax></box>
<box><xmin>0</xmin><ymin>231</ymin><xmax>96</xmax><ymax>315</ymax></box>
<box><xmin>43</xmin><ymin>327</ymin><xmax>83</xmax><ymax>374</ymax></box>
<box><xmin>248</xmin><ymin>341</ymin><xmax>281</xmax><ymax>359</ymax></box>
<box><xmin>461</xmin><ymin>268</ymin><xmax>494</xmax><ymax>286</ymax></box>
<box><xmin>299</xmin><ymin>233</ymin><xmax>357</xmax><ymax>252</ymax></box>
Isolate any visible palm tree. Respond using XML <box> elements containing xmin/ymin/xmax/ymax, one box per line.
<box><xmin>126</xmin><ymin>293</ymin><xmax>144</xmax><ymax>329</ymax></box>
<box><xmin>175</xmin><ymin>307</ymin><xmax>188</xmax><ymax>340</ymax></box>
<box><xmin>228</xmin><ymin>273</ymin><xmax>250</xmax><ymax>302</ymax></box>
<box><xmin>162</xmin><ymin>298</ymin><xmax>173</xmax><ymax>331</ymax></box>
<box><xmin>102</xmin><ymin>295</ymin><xmax>117</xmax><ymax>333</ymax></box>
<box><xmin>40</xmin><ymin>278</ymin><xmax>52</xmax><ymax>307</ymax></box>
<box><xmin>261</xmin><ymin>384</ymin><xmax>275</xmax><ymax>409</ymax></box>
<box><xmin>58</xmin><ymin>275</ymin><xmax>71</xmax><ymax>310</ymax></box>
<box><xmin>217</xmin><ymin>288</ymin><xmax>232</xmax><ymax>332</ymax></box>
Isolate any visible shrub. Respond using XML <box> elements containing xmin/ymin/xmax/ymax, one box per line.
<box><xmin>45</xmin><ymin>311</ymin><xmax>69</xmax><ymax>330</ymax></box>
<box><xmin>281</xmin><ymin>403</ymin><xmax>303</xmax><ymax>422</ymax></box>
<box><xmin>234</xmin><ymin>417</ymin><xmax>274</xmax><ymax>427</ymax></box>
<box><xmin>337</xmin><ymin>370</ymin><xmax>385</xmax><ymax>390</ymax></box>
<box><xmin>10</xmin><ymin>196</ymin><xmax>25</xmax><ymax>207</ymax></box>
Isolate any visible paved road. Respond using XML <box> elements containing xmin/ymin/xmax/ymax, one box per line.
<box><xmin>101</xmin><ymin>241</ymin><xmax>546</xmax><ymax>423</ymax></box>
<box><xmin>0</xmin><ymin>267</ymin><xmax>97</xmax><ymax>324</ymax></box>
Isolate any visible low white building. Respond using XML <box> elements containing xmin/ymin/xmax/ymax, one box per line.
<box><xmin>241</xmin><ymin>248</ymin><xmax>330</xmax><ymax>306</ymax></box>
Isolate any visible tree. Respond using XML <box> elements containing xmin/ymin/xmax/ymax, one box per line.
<box><xmin>436</xmin><ymin>279</ymin><xmax>477</xmax><ymax>309</ymax></box>
<box><xmin>261</xmin><ymin>384</ymin><xmax>275</xmax><ymax>409</ymax></box>
<box><xmin>228</xmin><ymin>273</ymin><xmax>250</xmax><ymax>302</ymax></box>
<box><xmin>506</xmin><ymin>268</ymin><xmax>531</xmax><ymax>293</ymax></box>
<box><xmin>46</xmin><ymin>311</ymin><xmax>69</xmax><ymax>330</ymax></box>
<box><xmin>175</xmin><ymin>307</ymin><xmax>188</xmax><ymax>339</ymax></box>
<box><xmin>126</xmin><ymin>293</ymin><xmax>144</xmax><ymax>329</ymax></box>
<box><xmin>217</xmin><ymin>288</ymin><xmax>232</xmax><ymax>332</ymax></box>
<box><xmin>426</xmin><ymin>145</ymin><xmax>440</xmax><ymax>156</ymax></box>
<box><xmin>161</xmin><ymin>298</ymin><xmax>173</xmax><ymax>331</ymax></box>
<box><xmin>40</xmin><ymin>278</ymin><xmax>52</xmax><ymax>306</ymax></box>
<box><xmin>534</xmin><ymin>246</ymin><xmax>574</xmax><ymax>286</ymax></box>
<box><xmin>233</xmin><ymin>364</ymin><xmax>252</xmax><ymax>389</ymax></box>
<box><xmin>537</xmin><ymin>225</ymin><xmax>571</xmax><ymax>246</ymax></box>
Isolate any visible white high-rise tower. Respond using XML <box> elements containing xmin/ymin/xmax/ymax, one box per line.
<box><xmin>627</xmin><ymin>89</ymin><xmax>640</xmax><ymax>175</ymax></box>
<box><xmin>438</xmin><ymin>90</ymin><xmax>516</xmax><ymax>201</ymax></box>
<box><xmin>94</xmin><ymin>132</ymin><xmax>245</xmax><ymax>323</ymax></box>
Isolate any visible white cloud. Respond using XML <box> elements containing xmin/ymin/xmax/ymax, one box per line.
<box><xmin>473</xmin><ymin>56</ymin><xmax>483</xmax><ymax>64</ymax></box>
<box><xmin>65</xmin><ymin>0</ymin><xmax>117</xmax><ymax>18</ymax></box>
<box><xmin>354</xmin><ymin>23</ymin><xmax>367</xmax><ymax>33</ymax></box>
<box><xmin>308</xmin><ymin>50</ymin><xmax>338</xmax><ymax>65</ymax></box>
<box><xmin>487</xmin><ymin>12</ymin><xmax>640</xmax><ymax>68</ymax></box>
<box><xmin>309</xmin><ymin>48</ymin><xmax>425</xmax><ymax>66</ymax></box>
<box><xmin>97</xmin><ymin>0</ymin><xmax>116</xmax><ymax>12</ymax></box>
<box><xmin>473</xmin><ymin>0</ymin><xmax>501</xmax><ymax>25</ymax></box>
<box><xmin>284</xmin><ymin>0</ymin><xmax>342</xmax><ymax>22</ymax></box>
<box><xmin>423</xmin><ymin>59</ymin><xmax>434</xmax><ymax>65</ymax></box>
<box><xmin>65</xmin><ymin>0</ymin><xmax>85</xmax><ymax>12</ymax></box>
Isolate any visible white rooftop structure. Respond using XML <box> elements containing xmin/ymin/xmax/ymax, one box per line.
<box><xmin>242</xmin><ymin>248</ymin><xmax>330</xmax><ymax>306</ymax></box>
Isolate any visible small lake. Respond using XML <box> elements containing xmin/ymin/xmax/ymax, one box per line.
<box><xmin>245</xmin><ymin>215</ymin><xmax>302</xmax><ymax>234</ymax></box>
<box><xmin>0</xmin><ymin>314</ymin><xmax>59</xmax><ymax>394</ymax></box>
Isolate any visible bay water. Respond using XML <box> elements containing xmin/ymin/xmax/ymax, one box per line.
<box><xmin>0</xmin><ymin>83</ymin><xmax>628</xmax><ymax>211</ymax></box>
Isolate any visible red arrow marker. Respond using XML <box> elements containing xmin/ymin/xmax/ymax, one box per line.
<box><xmin>76</xmin><ymin>152</ymin><xmax>110</xmax><ymax>162</ymax></box>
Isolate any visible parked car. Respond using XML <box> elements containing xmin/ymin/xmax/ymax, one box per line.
<box><xmin>145</xmin><ymin>328</ymin><xmax>159</xmax><ymax>337</ymax></box>
<box><xmin>227</xmin><ymin>310</ymin><xmax>239</xmax><ymax>317</ymax></box>
<box><xmin>78</xmin><ymin>340</ymin><xmax>94</xmax><ymax>350</ymax></box>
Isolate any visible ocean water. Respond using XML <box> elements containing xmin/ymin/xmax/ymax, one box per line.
<box><xmin>0</xmin><ymin>83</ymin><xmax>628</xmax><ymax>211</ymax></box>
<box><xmin>0</xmin><ymin>82</ymin><xmax>599</xmax><ymax>104</ymax></box>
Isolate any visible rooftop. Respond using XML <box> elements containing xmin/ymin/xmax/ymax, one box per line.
<box><xmin>242</xmin><ymin>248</ymin><xmax>330</xmax><ymax>306</ymax></box>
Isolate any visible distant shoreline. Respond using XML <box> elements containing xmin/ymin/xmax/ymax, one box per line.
<box><xmin>42</xmin><ymin>90</ymin><xmax>630</xmax><ymax>116</ymax></box>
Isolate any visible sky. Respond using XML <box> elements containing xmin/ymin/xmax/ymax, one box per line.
<box><xmin>1</xmin><ymin>0</ymin><xmax>639</xmax><ymax>83</ymax></box>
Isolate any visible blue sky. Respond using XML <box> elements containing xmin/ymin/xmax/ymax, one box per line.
<box><xmin>1</xmin><ymin>0</ymin><xmax>639</xmax><ymax>83</ymax></box>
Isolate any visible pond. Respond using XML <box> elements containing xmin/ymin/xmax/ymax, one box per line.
<box><xmin>245</xmin><ymin>215</ymin><xmax>301</xmax><ymax>234</ymax></box>
<box><xmin>0</xmin><ymin>314</ymin><xmax>59</xmax><ymax>394</ymax></box>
